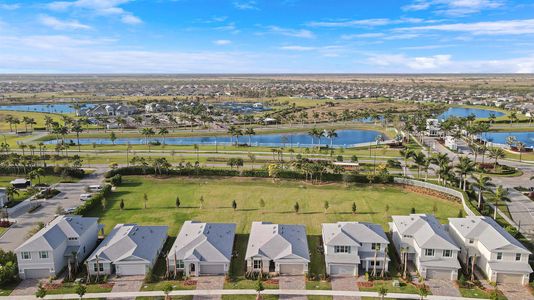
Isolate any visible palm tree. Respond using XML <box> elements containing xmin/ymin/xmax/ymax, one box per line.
<box><xmin>158</xmin><ymin>128</ymin><xmax>169</xmax><ymax>145</ymax></box>
<box><xmin>456</xmin><ymin>156</ymin><xmax>475</xmax><ymax>191</ymax></box>
<box><xmin>508</xmin><ymin>111</ymin><xmax>518</xmax><ymax>126</ymax></box>
<box><xmin>141</xmin><ymin>128</ymin><xmax>155</xmax><ymax>145</ymax></box>
<box><xmin>473</xmin><ymin>174</ymin><xmax>491</xmax><ymax>210</ymax></box>
<box><xmin>44</xmin><ymin>115</ymin><xmax>54</xmax><ymax>132</ymax></box>
<box><xmin>488</xmin><ymin>113</ymin><xmax>496</xmax><ymax>124</ymax></box>
<box><xmin>516</xmin><ymin>141</ymin><xmax>526</xmax><ymax>162</ymax></box>
<box><xmin>5</xmin><ymin>115</ymin><xmax>14</xmax><ymax>132</ymax></box>
<box><xmin>399</xmin><ymin>149</ymin><xmax>415</xmax><ymax>177</ymax></box>
<box><xmin>245</xmin><ymin>127</ymin><xmax>256</xmax><ymax>146</ymax></box>
<box><xmin>493</xmin><ymin>185</ymin><xmax>508</xmax><ymax>220</ymax></box>
<box><xmin>488</xmin><ymin>147</ymin><xmax>505</xmax><ymax>169</ymax></box>
<box><xmin>325</xmin><ymin>129</ymin><xmax>338</xmax><ymax>147</ymax></box>
<box><xmin>413</xmin><ymin>152</ymin><xmax>426</xmax><ymax>179</ymax></box>
<box><xmin>308</xmin><ymin>127</ymin><xmax>321</xmax><ymax>148</ymax></box>
<box><xmin>71</xmin><ymin>122</ymin><xmax>84</xmax><ymax>151</ymax></box>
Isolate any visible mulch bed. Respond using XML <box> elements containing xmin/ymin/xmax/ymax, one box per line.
<box><xmin>402</xmin><ymin>185</ymin><xmax>460</xmax><ymax>202</ymax></box>
<box><xmin>183</xmin><ymin>279</ymin><xmax>197</xmax><ymax>286</ymax></box>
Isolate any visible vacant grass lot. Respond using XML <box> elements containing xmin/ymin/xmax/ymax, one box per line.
<box><xmin>87</xmin><ymin>176</ymin><xmax>462</xmax><ymax>236</ymax></box>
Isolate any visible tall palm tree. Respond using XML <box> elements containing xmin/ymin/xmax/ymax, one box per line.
<box><xmin>308</xmin><ymin>127</ymin><xmax>321</xmax><ymax>148</ymax></box>
<box><xmin>493</xmin><ymin>185</ymin><xmax>508</xmax><ymax>220</ymax></box>
<box><xmin>326</xmin><ymin>129</ymin><xmax>338</xmax><ymax>147</ymax></box>
<box><xmin>488</xmin><ymin>147</ymin><xmax>505</xmax><ymax>169</ymax></box>
<box><xmin>399</xmin><ymin>149</ymin><xmax>415</xmax><ymax>177</ymax></box>
<box><xmin>472</xmin><ymin>174</ymin><xmax>491</xmax><ymax>209</ymax></box>
<box><xmin>456</xmin><ymin>156</ymin><xmax>475</xmax><ymax>191</ymax></box>
<box><xmin>413</xmin><ymin>152</ymin><xmax>426</xmax><ymax>179</ymax></box>
<box><xmin>158</xmin><ymin>128</ymin><xmax>169</xmax><ymax>145</ymax></box>
<box><xmin>140</xmin><ymin>128</ymin><xmax>155</xmax><ymax>145</ymax></box>
<box><xmin>245</xmin><ymin>127</ymin><xmax>256</xmax><ymax>146</ymax></box>
<box><xmin>516</xmin><ymin>141</ymin><xmax>526</xmax><ymax>162</ymax></box>
<box><xmin>71</xmin><ymin>122</ymin><xmax>84</xmax><ymax>152</ymax></box>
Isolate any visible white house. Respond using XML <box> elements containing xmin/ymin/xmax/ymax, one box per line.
<box><xmin>322</xmin><ymin>222</ymin><xmax>390</xmax><ymax>276</ymax></box>
<box><xmin>86</xmin><ymin>224</ymin><xmax>168</xmax><ymax>276</ymax></box>
<box><xmin>15</xmin><ymin>215</ymin><xmax>100</xmax><ymax>279</ymax></box>
<box><xmin>167</xmin><ymin>221</ymin><xmax>236</xmax><ymax>276</ymax></box>
<box><xmin>0</xmin><ymin>188</ymin><xmax>7</xmax><ymax>207</ymax></box>
<box><xmin>245</xmin><ymin>222</ymin><xmax>310</xmax><ymax>275</ymax></box>
<box><xmin>390</xmin><ymin>214</ymin><xmax>461</xmax><ymax>280</ymax></box>
<box><xmin>448</xmin><ymin>216</ymin><xmax>532</xmax><ymax>285</ymax></box>
<box><xmin>444</xmin><ymin>136</ymin><xmax>458</xmax><ymax>151</ymax></box>
<box><xmin>425</xmin><ymin>119</ymin><xmax>442</xmax><ymax>137</ymax></box>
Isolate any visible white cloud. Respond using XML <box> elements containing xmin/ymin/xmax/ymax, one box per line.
<box><xmin>0</xmin><ymin>3</ymin><xmax>20</xmax><ymax>10</ymax></box>
<box><xmin>0</xmin><ymin>35</ymin><xmax>113</xmax><ymax>50</ymax></box>
<box><xmin>402</xmin><ymin>0</ymin><xmax>504</xmax><ymax>16</ymax></box>
<box><xmin>47</xmin><ymin>0</ymin><xmax>142</xmax><ymax>25</ymax></box>
<box><xmin>39</xmin><ymin>15</ymin><xmax>91</xmax><ymax>30</ymax></box>
<box><xmin>213</xmin><ymin>39</ymin><xmax>232</xmax><ymax>45</ymax></box>
<box><xmin>398</xmin><ymin>19</ymin><xmax>534</xmax><ymax>35</ymax></box>
<box><xmin>265</xmin><ymin>26</ymin><xmax>315</xmax><ymax>38</ymax></box>
<box><xmin>307</xmin><ymin>18</ymin><xmax>426</xmax><ymax>28</ymax></box>
<box><xmin>341</xmin><ymin>33</ymin><xmax>386</xmax><ymax>39</ymax></box>
<box><xmin>280</xmin><ymin>45</ymin><xmax>316</xmax><ymax>51</ymax></box>
<box><xmin>368</xmin><ymin>54</ymin><xmax>452</xmax><ymax>70</ymax></box>
<box><xmin>215</xmin><ymin>22</ymin><xmax>240</xmax><ymax>34</ymax></box>
<box><xmin>233</xmin><ymin>1</ymin><xmax>258</xmax><ymax>10</ymax></box>
<box><xmin>121</xmin><ymin>14</ymin><xmax>142</xmax><ymax>25</ymax></box>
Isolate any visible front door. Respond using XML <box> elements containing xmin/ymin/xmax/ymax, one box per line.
<box><xmin>189</xmin><ymin>263</ymin><xmax>196</xmax><ymax>276</ymax></box>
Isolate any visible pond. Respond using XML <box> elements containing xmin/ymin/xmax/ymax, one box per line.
<box><xmin>437</xmin><ymin>107</ymin><xmax>505</xmax><ymax>120</ymax></box>
<box><xmin>0</xmin><ymin>103</ymin><xmax>94</xmax><ymax>114</ymax></box>
<box><xmin>480</xmin><ymin>131</ymin><xmax>534</xmax><ymax>148</ymax></box>
<box><xmin>44</xmin><ymin>129</ymin><xmax>385</xmax><ymax>148</ymax></box>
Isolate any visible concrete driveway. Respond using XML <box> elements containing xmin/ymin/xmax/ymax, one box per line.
<box><xmin>110</xmin><ymin>275</ymin><xmax>144</xmax><ymax>300</ymax></box>
<box><xmin>279</xmin><ymin>275</ymin><xmax>306</xmax><ymax>300</ymax></box>
<box><xmin>330</xmin><ymin>276</ymin><xmax>360</xmax><ymax>300</ymax></box>
<box><xmin>0</xmin><ymin>167</ymin><xmax>106</xmax><ymax>251</ymax></box>
<box><xmin>426</xmin><ymin>279</ymin><xmax>461</xmax><ymax>297</ymax></box>
<box><xmin>193</xmin><ymin>276</ymin><xmax>225</xmax><ymax>300</ymax></box>
<box><xmin>499</xmin><ymin>284</ymin><xmax>534</xmax><ymax>300</ymax></box>
<box><xmin>10</xmin><ymin>279</ymin><xmax>39</xmax><ymax>296</ymax></box>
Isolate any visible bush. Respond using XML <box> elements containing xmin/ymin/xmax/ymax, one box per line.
<box><xmin>75</xmin><ymin>184</ymin><xmax>112</xmax><ymax>215</ymax></box>
<box><xmin>110</xmin><ymin>174</ymin><xmax>122</xmax><ymax>186</ymax></box>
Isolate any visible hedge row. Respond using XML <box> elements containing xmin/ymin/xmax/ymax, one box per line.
<box><xmin>105</xmin><ymin>166</ymin><xmax>393</xmax><ymax>184</ymax></box>
<box><xmin>75</xmin><ymin>184</ymin><xmax>112</xmax><ymax>215</ymax></box>
<box><xmin>0</xmin><ymin>166</ymin><xmax>85</xmax><ymax>178</ymax></box>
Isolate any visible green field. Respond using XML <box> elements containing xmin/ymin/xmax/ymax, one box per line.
<box><xmin>87</xmin><ymin>176</ymin><xmax>462</xmax><ymax>236</ymax></box>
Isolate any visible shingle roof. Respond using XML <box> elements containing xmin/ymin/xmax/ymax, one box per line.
<box><xmin>322</xmin><ymin>222</ymin><xmax>388</xmax><ymax>246</ymax></box>
<box><xmin>245</xmin><ymin>222</ymin><xmax>310</xmax><ymax>262</ymax></box>
<box><xmin>87</xmin><ymin>224</ymin><xmax>168</xmax><ymax>264</ymax></box>
<box><xmin>448</xmin><ymin>216</ymin><xmax>530</xmax><ymax>254</ymax></box>
<box><xmin>391</xmin><ymin>214</ymin><xmax>459</xmax><ymax>250</ymax></box>
<box><xmin>168</xmin><ymin>221</ymin><xmax>236</xmax><ymax>263</ymax></box>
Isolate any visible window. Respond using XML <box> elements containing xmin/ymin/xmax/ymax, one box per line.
<box><xmin>39</xmin><ymin>251</ymin><xmax>49</xmax><ymax>259</ymax></box>
<box><xmin>334</xmin><ymin>246</ymin><xmax>351</xmax><ymax>254</ymax></box>
<box><xmin>370</xmin><ymin>261</ymin><xmax>380</xmax><ymax>266</ymax></box>
<box><xmin>253</xmin><ymin>259</ymin><xmax>262</xmax><ymax>269</ymax></box>
<box><xmin>177</xmin><ymin>260</ymin><xmax>184</xmax><ymax>269</ymax></box>
<box><xmin>68</xmin><ymin>237</ymin><xmax>78</xmax><ymax>241</ymax></box>
<box><xmin>442</xmin><ymin>250</ymin><xmax>452</xmax><ymax>258</ymax></box>
<box><xmin>93</xmin><ymin>263</ymin><xmax>104</xmax><ymax>272</ymax></box>
<box><xmin>403</xmin><ymin>235</ymin><xmax>413</xmax><ymax>238</ymax></box>
<box><xmin>424</xmin><ymin>249</ymin><xmax>435</xmax><ymax>257</ymax></box>
<box><xmin>21</xmin><ymin>252</ymin><xmax>31</xmax><ymax>260</ymax></box>
<box><xmin>371</xmin><ymin>243</ymin><xmax>381</xmax><ymax>251</ymax></box>
<box><xmin>496</xmin><ymin>252</ymin><xmax>503</xmax><ymax>260</ymax></box>
<box><xmin>516</xmin><ymin>253</ymin><xmax>521</xmax><ymax>261</ymax></box>
<box><xmin>469</xmin><ymin>239</ymin><xmax>474</xmax><ymax>244</ymax></box>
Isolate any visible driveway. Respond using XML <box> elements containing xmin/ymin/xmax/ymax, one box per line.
<box><xmin>500</xmin><ymin>284</ymin><xmax>534</xmax><ymax>300</ymax></box>
<box><xmin>279</xmin><ymin>275</ymin><xmax>306</xmax><ymax>300</ymax></box>
<box><xmin>193</xmin><ymin>276</ymin><xmax>225</xmax><ymax>300</ymax></box>
<box><xmin>110</xmin><ymin>275</ymin><xmax>144</xmax><ymax>300</ymax></box>
<box><xmin>331</xmin><ymin>276</ymin><xmax>360</xmax><ymax>300</ymax></box>
<box><xmin>426</xmin><ymin>278</ymin><xmax>461</xmax><ymax>297</ymax></box>
<box><xmin>0</xmin><ymin>167</ymin><xmax>106</xmax><ymax>251</ymax></box>
<box><xmin>10</xmin><ymin>279</ymin><xmax>39</xmax><ymax>296</ymax></box>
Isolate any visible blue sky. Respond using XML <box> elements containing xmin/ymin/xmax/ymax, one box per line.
<box><xmin>0</xmin><ymin>0</ymin><xmax>533</xmax><ymax>73</ymax></box>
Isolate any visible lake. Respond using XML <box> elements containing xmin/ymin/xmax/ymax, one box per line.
<box><xmin>44</xmin><ymin>129</ymin><xmax>385</xmax><ymax>148</ymax></box>
<box><xmin>481</xmin><ymin>131</ymin><xmax>534</xmax><ymax>148</ymax></box>
<box><xmin>0</xmin><ymin>103</ymin><xmax>94</xmax><ymax>114</ymax></box>
<box><xmin>437</xmin><ymin>107</ymin><xmax>505</xmax><ymax>120</ymax></box>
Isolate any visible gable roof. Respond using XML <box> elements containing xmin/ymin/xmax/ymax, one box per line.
<box><xmin>448</xmin><ymin>216</ymin><xmax>530</xmax><ymax>254</ymax></box>
<box><xmin>168</xmin><ymin>221</ymin><xmax>236</xmax><ymax>263</ymax></box>
<box><xmin>322</xmin><ymin>222</ymin><xmax>388</xmax><ymax>247</ymax></box>
<box><xmin>391</xmin><ymin>214</ymin><xmax>459</xmax><ymax>251</ymax></box>
<box><xmin>16</xmin><ymin>215</ymin><xmax>98</xmax><ymax>252</ymax></box>
<box><xmin>88</xmin><ymin>224</ymin><xmax>168</xmax><ymax>264</ymax></box>
<box><xmin>245</xmin><ymin>222</ymin><xmax>310</xmax><ymax>262</ymax></box>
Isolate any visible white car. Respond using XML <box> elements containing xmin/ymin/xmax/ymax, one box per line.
<box><xmin>64</xmin><ymin>207</ymin><xmax>77</xmax><ymax>214</ymax></box>
<box><xmin>88</xmin><ymin>185</ymin><xmax>103</xmax><ymax>192</ymax></box>
<box><xmin>80</xmin><ymin>194</ymin><xmax>93</xmax><ymax>201</ymax></box>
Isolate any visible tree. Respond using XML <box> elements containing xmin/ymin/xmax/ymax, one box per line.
<box><xmin>308</xmin><ymin>127</ymin><xmax>321</xmax><ymax>148</ymax></box>
<box><xmin>326</xmin><ymin>129</ymin><xmax>338</xmax><ymax>147</ymax></box>
<box><xmin>413</xmin><ymin>152</ymin><xmax>426</xmax><ymax>179</ymax></box>
<box><xmin>144</xmin><ymin>193</ymin><xmax>148</xmax><ymax>209</ymax></box>
<box><xmin>516</xmin><ymin>141</ymin><xmax>526</xmax><ymax>162</ymax></box>
<box><xmin>268</xmin><ymin>164</ymin><xmax>280</xmax><ymax>182</ymax></box>
<box><xmin>352</xmin><ymin>202</ymin><xmax>357</xmax><ymax>214</ymax></box>
<box><xmin>245</xmin><ymin>127</ymin><xmax>256</xmax><ymax>146</ymax></box>
<box><xmin>399</xmin><ymin>149</ymin><xmax>414</xmax><ymax>177</ymax></box>
<box><xmin>294</xmin><ymin>201</ymin><xmax>300</xmax><ymax>214</ymax></box>
<box><xmin>200</xmin><ymin>196</ymin><xmax>205</xmax><ymax>209</ymax></box>
<box><xmin>323</xmin><ymin>200</ymin><xmax>329</xmax><ymax>214</ymax></box>
<box><xmin>176</xmin><ymin>196</ymin><xmax>181</xmax><ymax>208</ymax></box>
<box><xmin>162</xmin><ymin>283</ymin><xmax>173</xmax><ymax>300</ymax></box>
<box><xmin>378</xmin><ymin>286</ymin><xmax>388</xmax><ymax>300</ymax></box>
<box><xmin>75</xmin><ymin>283</ymin><xmax>86</xmax><ymax>300</ymax></box>
<box><xmin>158</xmin><ymin>128</ymin><xmax>169</xmax><ymax>145</ymax></box>
<box><xmin>35</xmin><ymin>283</ymin><xmax>47</xmax><ymax>299</ymax></box>
<box><xmin>456</xmin><ymin>156</ymin><xmax>475</xmax><ymax>191</ymax></box>
<box><xmin>120</xmin><ymin>199</ymin><xmax>125</xmax><ymax>210</ymax></box>
<box><xmin>110</xmin><ymin>132</ymin><xmax>117</xmax><ymax>145</ymax></box>
<box><xmin>493</xmin><ymin>185</ymin><xmax>508</xmax><ymax>220</ymax></box>
<box><xmin>71</xmin><ymin>122</ymin><xmax>84</xmax><ymax>151</ymax></box>
<box><xmin>140</xmin><ymin>128</ymin><xmax>155</xmax><ymax>145</ymax></box>
<box><xmin>259</xmin><ymin>198</ymin><xmax>265</xmax><ymax>213</ymax></box>
<box><xmin>488</xmin><ymin>147</ymin><xmax>505</xmax><ymax>169</ymax></box>
<box><xmin>232</xmin><ymin>199</ymin><xmax>237</xmax><ymax>211</ymax></box>
<box><xmin>255</xmin><ymin>277</ymin><xmax>265</xmax><ymax>300</ymax></box>
<box><xmin>473</xmin><ymin>174</ymin><xmax>491</xmax><ymax>209</ymax></box>
<box><xmin>417</xmin><ymin>285</ymin><xmax>429</xmax><ymax>300</ymax></box>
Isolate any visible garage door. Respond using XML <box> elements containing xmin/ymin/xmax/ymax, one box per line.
<box><xmin>279</xmin><ymin>264</ymin><xmax>304</xmax><ymax>275</ymax></box>
<box><xmin>24</xmin><ymin>268</ymin><xmax>50</xmax><ymax>279</ymax></box>
<box><xmin>200</xmin><ymin>264</ymin><xmax>225</xmax><ymax>275</ymax></box>
<box><xmin>426</xmin><ymin>269</ymin><xmax>451</xmax><ymax>280</ymax></box>
<box><xmin>117</xmin><ymin>264</ymin><xmax>147</xmax><ymax>275</ymax></box>
<box><xmin>330</xmin><ymin>264</ymin><xmax>356</xmax><ymax>276</ymax></box>
<box><xmin>497</xmin><ymin>273</ymin><xmax>523</xmax><ymax>284</ymax></box>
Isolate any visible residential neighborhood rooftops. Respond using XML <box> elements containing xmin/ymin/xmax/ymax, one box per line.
<box><xmin>322</xmin><ymin>222</ymin><xmax>388</xmax><ymax>247</ymax></box>
<box><xmin>245</xmin><ymin>221</ymin><xmax>310</xmax><ymax>261</ymax></box>
<box><xmin>391</xmin><ymin>214</ymin><xmax>459</xmax><ymax>250</ymax></box>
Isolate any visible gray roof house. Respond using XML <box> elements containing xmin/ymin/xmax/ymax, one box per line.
<box><xmin>86</xmin><ymin>224</ymin><xmax>168</xmax><ymax>276</ymax></box>
<box><xmin>167</xmin><ymin>221</ymin><xmax>236</xmax><ymax>276</ymax></box>
<box><xmin>322</xmin><ymin>222</ymin><xmax>390</xmax><ymax>276</ymax></box>
<box><xmin>448</xmin><ymin>216</ymin><xmax>532</xmax><ymax>285</ymax></box>
<box><xmin>245</xmin><ymin>222</ymin><xmax>310</xmax><ymax>275</ymax></box>
<box><xmin>15</xmin><ymin>215</ymin><xmax>100</xmax><ymax>279</ymax></box>
<box><xmin>390</xmin><ymin>214</ymin><xmax>460</xmax><ymax>280</ymax></box>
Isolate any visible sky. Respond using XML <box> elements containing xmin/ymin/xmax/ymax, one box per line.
<box><xmin>0</xmin><ymin>0</ymin><xmax>534</xmax><ymax>73</ymax></box>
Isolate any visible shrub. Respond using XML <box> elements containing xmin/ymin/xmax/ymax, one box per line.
<box><xmin>110</xmin><ymin>174</ymin><xmax>122</xmax><ymax>186</ymax></box>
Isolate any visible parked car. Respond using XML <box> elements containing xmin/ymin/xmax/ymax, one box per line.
<box><xmin>80</xmin><ymin>194</ymin><xmax>93</xmax><ymax>201</ymax></box>
<box><xmin>64</xmin><ymin>207</ymin><xmax>77</xmax><ymax>214</ymax></box>
<box><xmin>88</xmin><ymin>185</ymin><xmax>102</xmax><ymax>192</ymax></box>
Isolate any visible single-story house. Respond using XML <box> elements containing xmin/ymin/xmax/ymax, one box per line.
<box><xmin>167</xmin><ymin>221</ymin><xmax>236</xmax><ymax>276</ymax></box>
<box><xmin>245</xmin><ymin>222</ymin><xmax>310</xmax><ymax>275</ymax></box>
<box><xmin>86</xmin><ymin>224</ymin><xmax>168</xmax><ymax>276</ymax></box>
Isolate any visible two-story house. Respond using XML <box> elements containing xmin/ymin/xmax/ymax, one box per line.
<box><xmin>15</xmin><ymin>215</ymin><xmax>100</xmax><ymax>279</ymax></box>
<box><xmin>390</xmin><ymin>214</ymin><xmax>460</xmax><ymax>280</ymax></box>
<box><xmin>322</xmin><ymin>222</ymin><xmax>390</xmax><ymax>276</ymax></box>
<box><xmin>448</xmin><ymin>216</ymin><xmax>532</xmax><ymax>285</ymax></box>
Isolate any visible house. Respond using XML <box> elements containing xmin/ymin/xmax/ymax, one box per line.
<box><xmin>10</xmin><ymin>178</ymin><xmax>30</xmax><ymax>189</ymax></box>
<box><xmin>444</xmin><ymin>136</ymin><xmax>458</xmax><ymax>151</ymax></box>
<box><xmin>245</xmin><ymin>222</ymin><xmax>310</xmax><ymax>275</ymax></box>
<box><xmin>425</xmin><ymin>119</ymin><xmax>441</xmax><ymax>137</ymax></box>
<box><xmin>167</xmin><ymin>221</ymin><xmax>236</xmax><ymax>276</ymax></box>
<box><xmin>322</xmin><ymin>222</ymin><xmax>390</xmax><ymax>276</ymax></box>
<box><xmin>0</xmin><ymin>188</ymin><xmax>7</xmax><ymax>207</ymax></box>
<box><xmin>390</xmin><ymin>214</ymin><xmax>460</xmax><ymax>280</ymax></box>
<box><xmin>448</xmin><ymin>216</ymin><xmax>532</xmax><ymax>285</ymax></box>
<box><xmin>86</xmin><ymin>224</ymin><xmax>168</xmax><ymax>276</ymax></box>
<box><xmin>15</xmin><ymin>215</ymin><xmax>100</xmax><ymax>279</ymax></box>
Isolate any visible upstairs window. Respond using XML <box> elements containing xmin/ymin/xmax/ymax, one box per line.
<box><xmin>371</xmin><ymin>243</ymin><xmax>381</xmax><ymax>251</ymax></box>
<box><xmin>21</xmin><ymin>252</ymin><xmax>31</xmax><ymax>260</ymax></box>
<box><xmin>442</xmin><ymin>250</ymin><xmax>452</xmax><ymax>257</ymax></box>
<box><xmin>516</xmin><ymin>253</ymin><xmax>521</xmax><ymax>261</ymax></box>
<box><xmin>39</xmin><ymin>251</ymin><xmax>49</xmax><ymax>259</ymax></box>
<box><xmin>496</xmin><ymin>252</ymin><xmax>503</xmax><ymax>260</ymax></box>
<box><xmin>334</xmin><ymin>246</ymin><xmax>351</xmax><ymax>254</ymax></box>
<box><xmin>424</xmin><ymin>249</ymin><xmax>435</xmax><ymax>256</ymax></box>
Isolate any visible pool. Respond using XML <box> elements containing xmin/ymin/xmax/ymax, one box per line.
<box><xmin>0</xmin><ymin>103</ymin><xmax>94</xmax><ymax>114</ymax></box>
<box><xmin>480</xmin><ymin>131</ymin><xmax>534</xmax><ymax>148</ymax></box>
<box><xmin>437</xmin><ymin>107</ymin><xmax>505</xmax><ymax>120</ymax></box>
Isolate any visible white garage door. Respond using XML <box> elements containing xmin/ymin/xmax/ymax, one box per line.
<box><xmin>24</xmin><ymin>268</ymin><xmax>50</xmax><ymax>279</ymax></box>
<box><xmin>427</xmin><ymin>269</ymin><xmax>452</xmax><ymax>280</ymax></box>
<box><xmin>497</xmin><ymin>273</ymin><xmax>523</xmax><ymax>284</ymax></box>
<box><xmin>330</xmin><ymin>264</ymin><xmax>356</xmax><ymax>276</ymax></box>
<box><xmin>279</xmin><ymin>264</ymin><xmax>304</xmax><ymax>275</ymax></box>
<box><xmin>117</xmin><ymin>264</ymin><xmax>147</xmax><ymax>276</ymax></box>
<box><xmin>200</xmin><ymin>264</ymin><xmax>225</xmax><ymax>275</ymax></box>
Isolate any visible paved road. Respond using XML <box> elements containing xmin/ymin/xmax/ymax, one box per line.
<box><xmin>0</xmin><ymin>168</ymin><xmax>106</xmax><ymax>251</ymax></box>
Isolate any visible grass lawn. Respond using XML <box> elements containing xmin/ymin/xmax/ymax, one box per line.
<box><xmin>459</xmin><ymin>286</ymin><xmax>506</xmax><ymax>299</ymax></box>
<box><xmin>222</xmin><ymin>295</ymin><xmax>278</xmax><ymax>300</ymax></box>
<box><xmin>87</xmin><ymin>176</ymin><xmax>463</xmax><ymax>236</ymax></box>
<box><xmin>308</xmin><ymin>235</ymin><xmax>326</xmax><ymax>277</ymax></box>
<box><xmin>45</xmin><ymin>283</ymin><xmax>113</xmax><ymax>295</ymax></box>
<box><xmin>136</xmin><ymin>297</ymin><xmax>193</xmax><ymax>300</ymax></box>
<box><xmin>358</xmin><ymin>280</ymin><xmax>421</xmax><ymax>295</ymax></box>
<box><xmin>0</xmin><ymin>227</ymin><xmax>7</xmax><ymax>237</ymax></box>
<box><xmin>0</xmin><ymin>280</ymin><xmax>19</xmax><ymax>296</ymax></box>
<box><xmin>306</xmin><ymin>280</ymin><xmax>332</xmax><ymax>300</ymax></box>
<box><xmin>140</xmin><ymin>280</ymin><xmax>196</xmax><ymax>291</ymax></box>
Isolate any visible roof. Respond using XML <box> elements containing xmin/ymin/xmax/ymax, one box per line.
<box><xmin>488</xmin><ymin>261</ymin><xmax>533</xmax><ymax>273</ymax></box>
<box><xmin>10</xmin><ymin>178</ymin><xmax>29</xmax><ymax>184</ymax></box>
<box><xmin>245</xmin><ymin>222</ymin><xmax>310</xmax><ymax>262</ymax></box>
<box><xmin>391</xmin><ymin>214</ymin><xmax>459</xmax><ymax>251</ymax></box>
<box><xmin>16</xmin><ymin>215</ymin><xmax>98</xmax><ymax>252</ymax></box>
<box><xmin>322</xmin><ymin>222</ymin><xmax>388</xmax><ymax>247</ymax></box>
<box><xmin>88</xmin><ymin>224</ymin><xmax>168</xmax><ymax>264</ymax></box>
<box><xmin>448</xmin><ymin>216</ymin><xmax>530</xmax><ymax>254</ymax></box>
<box><xmin>168</xmin><ymin>221</ymin><xmax>235</xmax><ymax>263</ymax></box>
